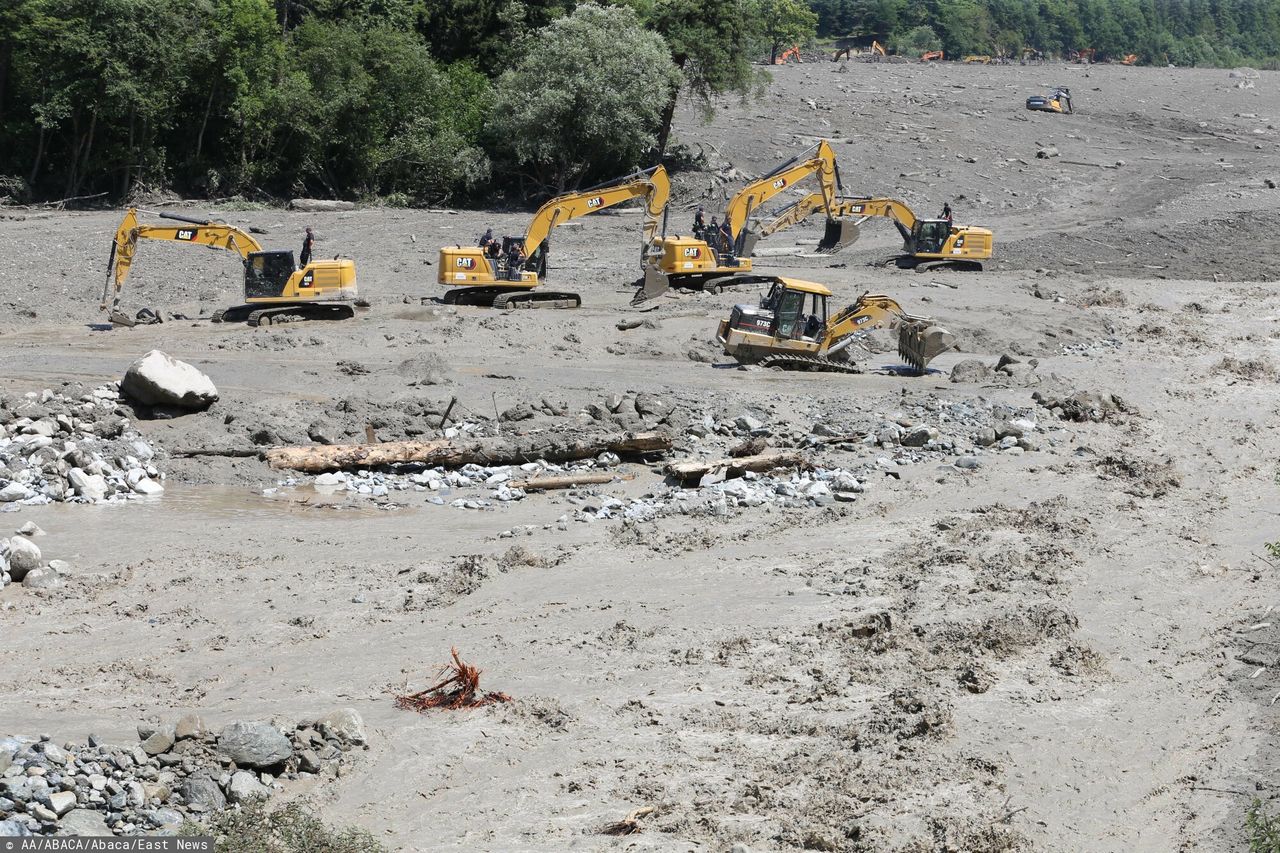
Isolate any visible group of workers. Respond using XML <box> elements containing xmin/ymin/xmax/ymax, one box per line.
<box><xmin>692</xmin><ymin>206</ymin><xmax>736</xmax><ymax>255</ymax></box>
<box><xmin>478</xmin><ymin>228</ymin><xmax>528</xmax><ymax>280</ymax></box>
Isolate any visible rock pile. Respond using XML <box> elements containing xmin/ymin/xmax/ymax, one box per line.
<box><xmin>0</xmin><ymin>710</ymin><xmax>365</xmax><ymax>837</ymax></box>
<box><xmin>0</xmin><ymin>383</ymin><xmax>164</xmax><ymax>507</ymax></box>
<box><xmin>0</xmin><ymin>526</ymin><xmax>72</xmax><ymax>591</ymax></box>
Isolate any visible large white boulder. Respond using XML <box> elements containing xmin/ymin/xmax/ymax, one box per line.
<box><xmin>120</xmin><ymin>350</ymin><xmax>218</xmax><ymax>411</ymax></box>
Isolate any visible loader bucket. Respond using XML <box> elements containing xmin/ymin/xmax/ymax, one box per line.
<box><xmin>632</xmin><ymin>265</ymin><xmax>670</xmax><ymax>306</ymax></box>
<box><xmin>817</xmin><ymin>219</ymin><xmax>860</xmax><ymax>254</ymax></box>
<box><xmin>897</xmin><ymin>320</ymin><xmax>957</xmax><ymax>375</ymax></box>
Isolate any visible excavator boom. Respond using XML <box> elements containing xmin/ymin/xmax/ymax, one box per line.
<box><xmin>723</xmin><ymin>141</ymin><xmax>840</xmax><ymax>243</ymax></box>
<box><xmin>751</xmin><ymin>190</ymin><xmax>861</xmax><ymax>254</ymax></box>
<box><xmin>103</xmin><ymin>208</ymin><xmax>265</xmax><ymax>310</ymax></box>
<box><xmin>522</xmin><ymin>166</ymin><xmax>669</xmax><ymax>259</ymax></box>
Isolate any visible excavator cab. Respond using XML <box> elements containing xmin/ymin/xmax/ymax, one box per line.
<box><xmin>244</xmin><ymin>250</ymin><xmax>297</xmax><ymax>299</ymax></box>
<box><xmin>911</xmin><ymin>220</ymin><xmax>951</xmax><ymax>255</ymax></box>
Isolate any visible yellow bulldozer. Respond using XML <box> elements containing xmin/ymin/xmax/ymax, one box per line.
<box><xmin>102</xmin><ymin>209</ymin><xmax>359</xmax><ymax>326</ymax></box>
<box><xmin>715</xmin><ymin>277</ymin><xmax>956</xmax><ymax>375</ymax></box>
<box><xmin>638</xmin><ymin>140</ymin><xmax>860</xmax><ymax>302</ymax></box>
<box><xmin>438</xmin><ymin>166</ymin><xmax>669</xmax><ymax>309</ymax></box>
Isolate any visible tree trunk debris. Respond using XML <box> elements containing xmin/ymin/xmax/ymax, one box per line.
<box><xmin>666</xmin><ymin>451</ymin><xmax>806</xmax><ymax>484</ymax></box>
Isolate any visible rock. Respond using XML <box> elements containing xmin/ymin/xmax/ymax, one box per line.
<box><xmin>22</xmin><ymin>567</ymin><xmax>65</xmax><ymax>590</ymax></box>
<box><xmin>0</xmin><ymin>819</ymin><xmax>33</xmax><ymax>836</ymax></box>
<box><xmin>8</xmin><ymin>535</ymin><xmax>41</xmax><ymax>578</ymax></box>
<box><xmin>174</xmin><ymin>714</ymin><xmax>208</xmax><ymax>741</ymax></box>
<box><xmin>995</xmin><ymin>420</ymin><xmax>1024</xmax><ymax>438</ymax></box>
<box><xmin>47</xmin><ymin>790</ymin><xmax>76</xmax><ymax>816</ymax></box>
<box><xmin>316</xmin><ymin>708</ymin><xmax>366</xmax><ymax>746</ymax></box>
<box><xmin>735</xmin><ymin>415</ymin><xmax>765</xmax><ymax>433</ymax></box>
<box><xmin>974</xmin><ymin>427</ymin><xmax>997</xmax><ymax>447</ymax></box>
<box><xmin>634</xmin><ymin>393</ymin><xmax>669</xmax><ymax>417</ymax></box>
<box><xmin>296</xmin><ymin>749</ymin><xmax>322</xmax><ymax>774</ymax></box>
<box><xmin>130</xmin><ymin>476</ymin><xmax>164</xmax><ymax>496</ymax></box>
<box><xmin>1036</xmin><ymin>145</ymin><xmax>1059</xmax><ymax>159</ymax></box>
<box><xmin>900</xmin><ymin>426</ymin><xmax>937</xmax><ymax>447</ymax></box>
<box><xmin>0</xmin><ymin>483</ymin><xmax>31</xmax><ymax>502</ymax></box>
<box><xmin>29</xmin><ymin>804</ymin><xmax>57</xmax><ymax>822</ymax></box>
<box><xmin>217</xmin><ymin>722</ymin><xmax>292</xmax><ymax>768</ymax></box>
<box><xmin>120</xmin><ymin>350</ymin><xmax>218</xmax><ymax>411</ymax></box>
<box><xmin>955</xmin><ymin>456</ymin><xmax>982</xmax><ymax>470</ymax></box>
<box><xmin>142</xmin><ymin>728</ymin><xmax>175</xmax><ymax>756</ymax></box>
<box><xmin>67</xmin><ymin>469</ymin><xmax>108</xmax><ymax>501</ymax></box>
<box><xmin>17</xmin><ymin>522</ymin><xmax>45</xmax><ymax>537</ymax></box>
<box><xmin>226</xmin><ymin>770</ymin><xmax>268</xmax><ymax>804</ymax></box>
<box><xmin>179</xmin><ymin>775</ymin><xmax>225</xmax><ymax>812</ymax></box>
<box><xmin>949</xmin><ymin>359</ymin><xmax>993</xmax><ymax>383</ymax></box>
<box><xmin>57</xmin><ymin>809</ymin><xmax>111</xmax><ymax>836</ymax></box>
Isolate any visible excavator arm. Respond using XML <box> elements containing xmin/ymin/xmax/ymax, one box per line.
<box><xmin>102</xmin><ymin>208</ymin><xmax>264</xmax><ymax>310</ymax></box>
<box><xmin>825</xmin><ymin>293</ymin><xmax>956</xmax><ymax>373</ymax></box>
<box><xmin>521</xmin><ymin>165</ymin><xmax>670</xmax><ymax>260</ymax></box>
<box><xmin>723</xmin><ymin>140</ymin><xmax>840</xmax><ymax>246</ymax></box>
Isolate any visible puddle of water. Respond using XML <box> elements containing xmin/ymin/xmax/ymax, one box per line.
<box><xmin>23</xmin><ymin>483</ymin><xmax>403</xmax><ymax>523</ymax></box>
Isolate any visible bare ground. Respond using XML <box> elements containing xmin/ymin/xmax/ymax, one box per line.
<box><xmin>2</xmin><ymin>61</ymin><xmax>1280</xmax><ymax>851</ymax></box>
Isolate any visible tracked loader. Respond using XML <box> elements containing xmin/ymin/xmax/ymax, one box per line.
<box><xmin>715</xmin><ymin>277</ymin><xmax>956</xmax><ymax>375</ymax></box>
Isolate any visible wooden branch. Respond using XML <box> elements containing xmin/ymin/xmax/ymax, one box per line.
<box><xmin>171</xmin><ymin>448</ymin><xmax>262</xmax><ymax>458</ymax></box>
<box><xmin>666</xmin><ymin>451</ymin><xmax>806</xmax><ymax>484</ymax></box>
<box><xmin>510</xmin><ymin>472</ymin><xmax>636</xmax><ymax>491</ymax></box>
<box><xmin>288</xmin><ymin>198</ymin><xmax>356</xmax><ymax>212</ymax></box>
<box><xmin>265</xmin><ymin>431</ymin><xmax>672</xmax><ymax>473</ymax></box>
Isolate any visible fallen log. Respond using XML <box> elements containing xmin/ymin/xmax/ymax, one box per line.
<box><xmin>510</xmin><ymin>472</ymin><xmax>636</xmax><ymax>491</ymax></box>
<box><xmin>171</xmin><ymin>448</ymin><xmax>262</xmax><ymax>458</ymax></box>
<box><xmin>265</xmin><ymin>431</ymin><xmax>672</xmax><ymax>473</ymax></box>
<box><xmin>288</xmin><ymin>198</ymin><xmax>356</xmax><ymax>212</ymax></box>
<box><xmin>666</xmin><ymin>450</ymin><xmax>806</xmax><ymax>484</ymax></box>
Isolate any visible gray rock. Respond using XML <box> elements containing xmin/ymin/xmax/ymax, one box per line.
<box><xmin>8</xmin><ymin>535</ymin><xmax>41</xmax><ymax>576</ymax></box>
<box><xmin>0</xmin><ymin>818</ymin><xmax>33</xmax><ymax>836</ymax></box>
<box><xmin>173</xmin><ymin>714</ymin><xmax>208</xmax><ymax>741</ymax></box>
<box><xmin>67</xmin><ymin>469</ymin><xmax>108</xmax><ymax>501</ymax></box>
<box><xmin>47</xmin><ymin>790</ymin><xmax>75</xmax><ymax>816</ymax></box>
<box><xmin>226</xmin><ymin>770</ymin><xmax>268</xmax><ymax>804</ymax></box>
<box><xmin>974</xmin><ymin>427</ymin><xmax>998</xmax><ymax>447</ymax></box>
<box><xmin>735</xmin><ymin>415</ymin><xmax>764</xmax><ymax>433</ymax></box>
<box><xmin>955</xmin><ymin>456</ymin><xmax>982</xmax><ymax>470</ymax></box>
<box><xmin>296</xmin><ymin>749</ymin><xmax>322</xmax><ymax>774</ymax></box>
<box><xmin>29</xmin><ymin>804</ymin><xmax>57</xmax><ymax>822</ymax></box>
<box><xmin>900</xmin><ymin>426</ymin><xmax>937</xmax><ymax>447</ymax></box>
<box><xmin>120</xmin><ymin>350</ymin><xmax>218</xmax><ymax>411</ymax></box>
<box><xmin>316</xmin><ymin>708</ymin><xmax>367</xmax><ymax>746</ymax></box>
<box><xmin>22</xmin><ymin>567</ymin><xmax>65</xmax><ymax>590</ymax></box>
<box><xmin>949</xmin><ymin>359</ymin><xmax>993</xmax><ymax>383</ymax></box>
<box><xmin>179</xmin><ymin>775</ymin><xmax>225</xmax><ymax>812</ymax></box>
<box><xmin>0</xmin><ymin>483</ymin><xmax>32</xmax><ymax>502</ymax></box>
<box><xmin>217</xmin><ymin>722</ymin><xmax>292</xmax><ymax>768</ymax></box>
<box><xmin>634</xmin><ymin>393</ymin><xmax>669</xmax><ymax>418</ymax></box>
<box><xmin>141</xmin><ymin>728</ymin><xmax>175</xmax><ymax>756</ymax></box>
<box><xmin>57</xmin><ymin>809</ymin><xmax>110</xmax><ymax>835</ymax></box>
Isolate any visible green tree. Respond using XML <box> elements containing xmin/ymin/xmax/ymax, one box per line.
<box><xmin>490</xmin><ymin>4</ymin><xmax>678</xmax><ymax>191</ymax></box>
<box><xmin>758</xmin><ymin>0</ymin><xmax>819</xmax><ymax>62</ymax></box>
<box><xmin>649</xmin><ymin>0</ymin><xmax>766</xmax><ymax>157</ymax></box>
<box><xmin>896</xmin><ymin>24</ymin><xmax>942</xmax><ymax>53</ymax></box>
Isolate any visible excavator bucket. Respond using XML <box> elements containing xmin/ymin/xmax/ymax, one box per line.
<box><xmin>632</xmin><ymin>265</ymin><xmax>671</xmax><ymax>305</ymax></box>
<box><xmin>816</xmin><ymin>219</ymin><xmax>860</xmax><ymax>254</ymax></box>
<box><xmin>896</xmin><ymin>319</ymin><xmax>957</xmax><ymax>375</ymax></box>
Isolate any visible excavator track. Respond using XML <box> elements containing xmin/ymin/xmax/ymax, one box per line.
<box><xmin>880</xmin><ymin>255</ymin><xmax>983</xmax><ymax>273</ymax></box>
<box><xmin>758</xmin><ymin>352</ymin><xmax>864</xmax><ymax>374</ymax></box>
<box><xmin>245</xmin><ymin>302</ymin><xmax>356</xmax><ymax>327</ymax></box>
<box><xmin>444</xmin><ymin>288</ymin><xmax>580</xmax><ymax>309</ymax></box>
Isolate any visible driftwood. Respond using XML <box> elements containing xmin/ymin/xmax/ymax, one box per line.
<box><xmin>288</xmin><ymin>198</ymin><xmax>356</xmax><ymax>212</ymax></box>
<box><xmin>666</xmin><ymin>450</ymin><xmax>805</xmax><ymax>484</ymax></box>
<box><xmin>171</xmin><ymin>448</ymin><xmax>262</xmax><ymax>458</ymax></box>
<box><xmin>510</xmin><ymin>472</ymin><xmax>635</xmax><ymax>491</ymax></box>
<box><xmin>265</xmin><ymin>431</ymin><xmax>672</xmax><ymax>473</ymax></box>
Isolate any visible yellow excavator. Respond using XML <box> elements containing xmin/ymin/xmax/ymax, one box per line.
<box><xmin>638</xmin><ymin>140</ymin><xmax>859</xmax><ymax>302</ymax></box>
<box><xmin>744</xmin><ymin>193</ymin><xmax>992</xmax><ymax>272</ymax></box>
<box><xmin>1026</xmin><ymin>86</ymin><xmax>1072</xmax><ymax>114</ymax></box>
<box><xmin>438</xmin><ymin>165</ymin><xmax>669</xmax><ymax>309</ymax></box>
<box><xmin>102</xmin><ymin>209</ymin><xmax>358</xmax><ymax>326</ymax></box>
<box><xmin>715</xmin><ymin>277</ymin><xmax>956</xmax><ymax>375</ymax></box>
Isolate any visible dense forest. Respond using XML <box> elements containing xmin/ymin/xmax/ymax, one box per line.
<box><xmin>0</xmin><ymin>0</ymin><xmax>1277</xmax><ymax>205</ymax></box>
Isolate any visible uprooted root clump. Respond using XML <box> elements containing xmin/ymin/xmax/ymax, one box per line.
<box><xmin>395</xmin><ymin>647</ymin><xmax>512</xmax><ymax>711</ymax></box>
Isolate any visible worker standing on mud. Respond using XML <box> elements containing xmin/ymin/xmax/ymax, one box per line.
<box><xmin>299</xmin><ymin>226</ymin><xmax>314</xmax><ymax>267</ymax></box>
<box><xmin>941</xmin><ymin>203</ymin><xmax>953</xmax><ymax>224</ymax></box>
<box><xmin>693</xmin><ymin>206</ymin><xmax>706</xmax><ymax>239</ymax></box>
<box><xmin>718</xmin><ymin>218</ymin><xmax>734</xmax><ymax>254</ymax></box>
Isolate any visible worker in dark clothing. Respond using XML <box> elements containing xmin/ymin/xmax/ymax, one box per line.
<box><xmin>718</xmin><ymin>218</ymin><xmax>734</xmax><ymax>255</ymax></box>
<box><xmin>299</xmin><ymin>227</ymin><xmax>314</xmax><ymax>267</ymax></box>
<box><xmin>693</xmin><ymin>206</ymin><xmax>707</xmax><ymax>239</ymax></box>
<box><xmin>506</xmin><ymin>242</ymin><xmax>526</xmax><ymax>281</ymax></box>
<box><xmin>707</xmin><ymin>216</ymin><xmax>721</xmax><ymax>252</ymax></box>
<box><xmin>941</xmin><ymin>203</ymin><xmax>953</xmax><ymax>224</ymax></box>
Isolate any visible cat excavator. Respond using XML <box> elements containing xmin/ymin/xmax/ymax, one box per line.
<box><xmin>715</xmin><ymin>277</ymin><xmax>956</xmax><ymax>375</ymax></box>
<box><xmin>1026</xmin><ymin>86</ymin><xmax>1072</xmax><ymax>114</ymax></box>
<box><xmin>745</xmin><ymin>193</ymin><xmax>992</xmax><ymax>272</ymax></box>
<box><xmin>438</xmin><ymin>165</ymin><xmax>669</xmax><ymax>309</ymax></box>
<box><xmin>102</xmin><ymin>209</ymin><xmax>359</xmax><ymax>326</ymax></box>
<box><xmin>637</xmin><ymin>140</ymin><xmax>860</xmax><ymax>302</ymax></box>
